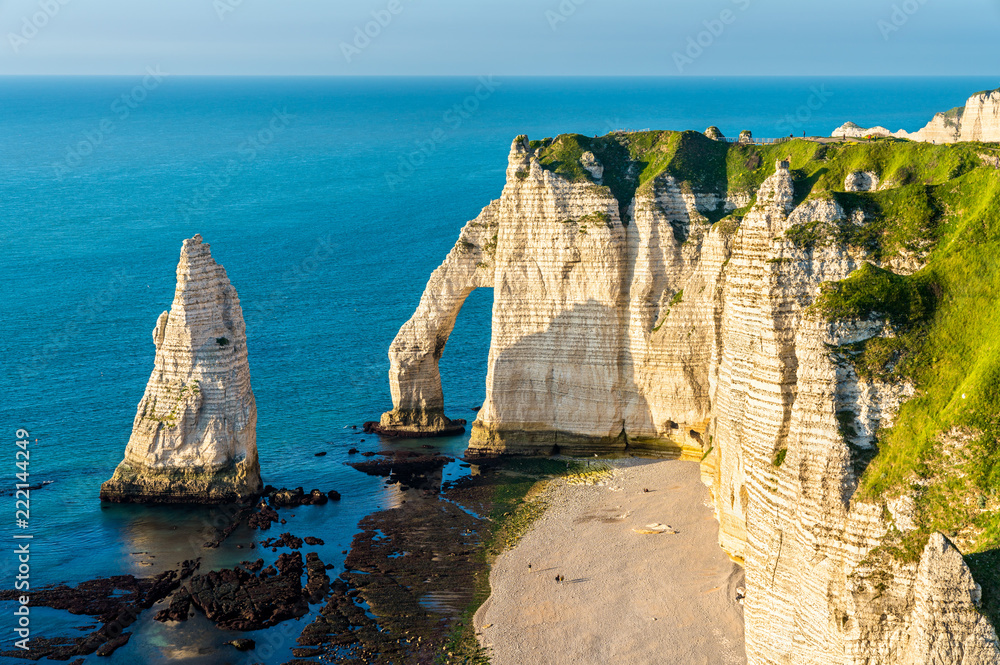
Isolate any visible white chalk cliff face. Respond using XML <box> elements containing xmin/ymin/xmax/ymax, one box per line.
<box><xmin>101</xmin><ymin>235</ymin><xmax>261</xmax><ymax>504</ymax></box>
<box><xmin>960</xmin><ymin>89</ymin><xmax>1000</xmax><ymax>142</ymax></box>
<box><xmin>384</xmin><ymin>134</ymin><xmax>1000</xmax><ymax>663</ymax></box>
<box><xmin>833</xmin><ymin>87</ymin><xmax>1000</xmax><ymax>143</ymax></box>
<box><xmin>378</xmin><ymin>203</ymin><xmax>498</xmax><ymax>436</ymax></box>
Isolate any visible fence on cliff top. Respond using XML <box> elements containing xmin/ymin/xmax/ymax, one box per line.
<box><xmin>722</xmin><ymin>137</ymin><xmax>792</xmax><ymax>145</ymax></box>
<box><xmin>606</xmin><ymin>130</ymin><xmax>792</xmax><ymax>145</ymax></box>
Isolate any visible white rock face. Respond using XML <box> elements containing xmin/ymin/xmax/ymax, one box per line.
<box><xmin>960</xmin><ymin>90</ymin><xmax>1000</xmax><ymax>142</ymax></box>
<box><xmin>900</xmin><ymin>533</ymin><xmax>1000</xmax><ymax>664</ymax></box>
<box><xmin>833</xmin><ymin>122</ymin><xmax>896</xmax><ymax>139</ymax></box>
<box><xmin>376</xmin><ymin>201</ymin><xmax>499</xmax><ymax>436</ymax></box>
<box><xmin>101</xmin><ymin>235</ymin><xmax>261</xmax><ymax>503</ymax></box>
<box><xmin>909</xmin><ymin>108</ymin><xmax>964</xmax><ymax>143</ymax></box>
<box><xmin>386</xmin><ymin>137</ymin><xmax>1000</xmax><ymax>663</ymax></box>
<box><xmin>580</xmin><ymin>151</ymin><xmax>604</xmax><ymax>183</ymax></box>
<box><xmin>845</xmin><ymin>171</ymin><xmax>880</xmax><ymax>192</ymax></box>
<box><xmin>833</xmin><ymin>88</ymin><xmax>1000</xmax><ymax>144</ymax></box>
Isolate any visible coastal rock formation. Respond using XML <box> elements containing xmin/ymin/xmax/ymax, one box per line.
<box><xmin>705</xmin><ymin>126</ymin><xmax>725</xmax><ymax>141</ymax></box>
<box><xmin>832</xmin><ymin>87</ymin><xmax>999</xmax><ymax>143</ymax></box>
<box><xmin>101</xmin><ymin>235</ymin><xmax>261</xmax><ymax>503</ymax></box>
<box><xmin>384</xmin><ymin>130</ymin><xmax>1000</xmax><ymax>663</ymax></box>
<box><xmin>376</xmin><ymin>200</ymin><xmax>498</xmax><ymax>437</ymax></box>
<box><xmin>383</xmin><ymin>134</ymin><xmax>741</xmax><ymax>455</ymax></box>
<box><xmin>960</xmin><ymin>89</ymin><xmax>1000</xmax><ymax>142</ymax></box>
<box><xmin>911</xmin><ymin>107</ymin><xmax>965</xmax><ymax>143</ymax></box>
<box><xmin>844</xmin><ymin>171</ymin><xmax>879</xmax><ymax>192</ymax></box>
<box><xmin>832</xmin><ymin>122</ymin><xmax>896</xmax><ymax>139</ymax></box>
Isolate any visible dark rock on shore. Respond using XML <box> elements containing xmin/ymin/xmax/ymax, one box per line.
<box><xmin>183</xmin><ymin>552</ymin><xmax>309</xmax><ymax>631</ymax></box>
<box><xmin>248</xmin><ymin>500</ymin><xmax>280</xmax><ymax>530</ymax></box>
<box><xmin>241</xmin><ymin>558</ymin><xmax>265</xmax><ymax>573</ymax></box>
<box><xmin>0</xmin><ymin>563</ymin><xmax>197</xmax><ymax>661</ymax></box>
<box><xmin>262</xmin><ymin>532</ymin><xmax>304</xmax><ymax>550</ymax></box>
<box><xmin>95</xmin><ymin>632</ymin><xmax>131</xmax><ymax>657</ymax></box>
<box><xmin>155</xmin><ymin>588</ymin><xmax>192</xmax><ymax>622</ymax></box>
<box><xmin>267</xmin><ymin>487</ymin><xmax>339</xmax><ymax>508</ymax></box>
<box><xmin>290</xmin><ymin>474</ymin><xmax>495</xmax><ymax>663</ymax></box>
<box><xmin>226</xmin><ymin>638</ymin><xmax>256</xmax><ymax>651</ymax></box>
<box><xmin>304</xmin><ymin>552</ymin><xmax>330</xmax><ymax>603</ymax></box>
<box><xmin>349</xmin><ymin>451</ymin><xmax>452</xmax><ymax>491</ymax></box>
<box><xmin>295</xmin><ymin>579</ymin><xmax>393</xmax><ymax>657</ymax></box>
<box><xmin>362</xmin><ymin>419</ymin><xmax>467</xmax><ymax>438</ymax></box>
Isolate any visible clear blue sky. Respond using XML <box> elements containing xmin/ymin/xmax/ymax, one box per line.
<box><xmin>1</xmin><ymin>0</ymin><xmax>999</xmax><ymax>76</ymax></box>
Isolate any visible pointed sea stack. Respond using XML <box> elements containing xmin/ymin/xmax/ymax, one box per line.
<box><xmin>100</xmin><ymin>235</ymin><xmax>262</xmax><ymax>504</ymax></box>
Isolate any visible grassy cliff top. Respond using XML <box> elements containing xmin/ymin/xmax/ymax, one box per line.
<box><xmin>531</xmin><ymin>130</ymin><xmax>989</xmax><ymax>200</ymax></box>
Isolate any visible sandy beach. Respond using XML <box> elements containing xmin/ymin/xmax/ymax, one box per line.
<box><xmin>474</xmin><ymin>459</ymin><xmax>747</xmax><ymax>665</ymax></box>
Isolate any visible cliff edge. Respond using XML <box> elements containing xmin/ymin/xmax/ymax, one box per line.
<box><xmin>101</xmin><ymin>235</ymin><xmax>261</xmax><ymax>504</ymax></box>
<box><xmin>833</xmin><ymin>86</ymin><xmax>1000</xmax><ymax>143</ymax></box>
<box><xmin>383</xmin><ymin>130</ymin><xmax>1000</xmax><ymax>663</ymax></box>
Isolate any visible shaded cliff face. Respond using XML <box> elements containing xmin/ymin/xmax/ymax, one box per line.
<box><xmin>101</xmin><ymin>235</ymin><xmax>261</xmax><ymax>503</ymax></box>
<box><xmin>384</xmin><ymin>130</ymin><xmax>1000</xmax><ymax>663</ymax></box>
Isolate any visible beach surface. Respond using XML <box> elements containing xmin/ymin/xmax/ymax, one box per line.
<box><xmin>474</xmin><ymin>459</ymin><xmax>747</xmax><ymax>665</ymax></box>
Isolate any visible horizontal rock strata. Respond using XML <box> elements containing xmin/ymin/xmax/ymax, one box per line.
<box><xmin>833</xmin><ymin>87</ymin><xmax>1000</xmax><ymax>143</ymax></box>
<box><xmin>383</xmin><ymin>132</ymin><xmax>1000</xmax><ymax>664</ymax></box>
<box><xmin>101</xmin><ymin>235</ymin><xmax>261</xmax><ymax>504</ymax></box>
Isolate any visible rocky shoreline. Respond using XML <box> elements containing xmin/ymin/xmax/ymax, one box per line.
<box><xmin>4</xmin><ymin>447</ymin><xmax>563</xmax><ymax>664</ymax></box>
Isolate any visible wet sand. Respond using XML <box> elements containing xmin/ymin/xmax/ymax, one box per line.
<box><xmin>474</xmin><ymin>459</ymin><xmax>747</xmax><ymax>665</ymax></box>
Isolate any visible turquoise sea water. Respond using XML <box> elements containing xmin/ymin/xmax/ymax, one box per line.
<box><xmin>1</xmin><ymin>76</ymin><xmax>997</xmax><ymax>663</ymax></box>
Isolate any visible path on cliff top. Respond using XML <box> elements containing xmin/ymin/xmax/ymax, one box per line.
<box><xmin>475</xmin><ymin>459</ymin><xmax>746</xmax><ymax>665</ymax></box>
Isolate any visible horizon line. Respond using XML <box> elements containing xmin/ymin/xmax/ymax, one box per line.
<box><xmin>0</xmin><ymin>73</ymin><xmax>997</xmax><ymax>79</ymax></box>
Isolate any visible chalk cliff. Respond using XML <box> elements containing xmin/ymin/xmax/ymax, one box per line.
<box><xmin>833</xmin><ymin>87</ymin><xmax>999</xmax><ymax>143</ymax></box>
<box><xmin>101</xmin><ymin>235</ymin><xmax>261</xmax><ymax>504</ymax></box>
<box><xmin>960</xmin><ymin>89</ymin><xmax>1000</xmax><ymax>142</ymax></box>
<box><xmin>383</xmin><ymin>131</ymin><xmax>1000</xmax><ymax>663</ymax></box>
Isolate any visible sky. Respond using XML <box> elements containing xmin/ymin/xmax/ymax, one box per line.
<box><xmin>0</xmin><ymin>0</ymin><xmax>998</xmax><ymax>76</ymax></box>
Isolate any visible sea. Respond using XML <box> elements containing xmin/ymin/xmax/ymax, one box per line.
<box><xmin>1</xmin><ymin>75</ymin><xmax>996</xmax><ymax>663</ymax></box>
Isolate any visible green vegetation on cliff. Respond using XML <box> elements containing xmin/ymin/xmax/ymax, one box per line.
<box><xmin>814</xmin><ymin>262</ymin><xmax>935</xmax><ymax>328</ymax></box>
<box><xmin>806</xmin><ymin>156</ymin><xmax>1000</xmax><ymax>623</ymax></box>
<box><xmin>531</xmin><ymin>130</ymin><xmax>990</xmax><ymax>229</ymax></box>
<box><xmin>533</xmin><ymin>130</ymin><xmax>1000</xmax><ymax>623</ymax></box>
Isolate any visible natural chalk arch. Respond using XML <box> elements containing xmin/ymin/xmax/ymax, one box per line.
<box><xmin>374</xmin><ymin>202</ymin><xmax>500</xmax><ymax>437</ymax></box>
